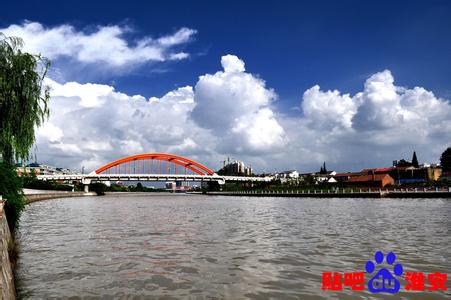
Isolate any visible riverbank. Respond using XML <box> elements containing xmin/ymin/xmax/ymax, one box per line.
<box><xmin>0</xmin><ymin>201</ymin><xmax>15</xmax><ymax>299</ymax></box>
<box><xmin>205</xmin><ymin>189</ymin><xmax>451</xmax><ymax>198</ymax></box>
<box><xmin>24</xmin><ymin>191</ymin><xmax>97</xmax><ymax>204</ymax></box>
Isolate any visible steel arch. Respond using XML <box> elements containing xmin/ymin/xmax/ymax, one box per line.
<box><xmin>95</xmin><ymin>153</ymin><xmax>215</xmax><ymax>175</ymax></box>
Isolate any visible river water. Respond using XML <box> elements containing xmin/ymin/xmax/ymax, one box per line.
<box><xmin>16</xmin><ymin>194</ymin><xmax>450</xmax><ymax>299</ymax></box>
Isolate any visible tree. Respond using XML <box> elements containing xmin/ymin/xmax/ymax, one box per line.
<box><xmin>89</xmin><ymin>182</ymin><xmax>107</xmax><ymax>195</ymax></box>
<box><xmin>0</xmin><ymin>34</ymin><xmax>50</xmax><ymax>164</ymax></box>
<box><xmin>412</xmin><ymin>151</ymin><xmax>419</xmax><ymax>168</ymax></box>
<box><xmin>0</xmin><ymin>34</ymin><xmax>50</xmax><ymax>230</ymax></box>
<box><xmin>136</xmin><ymin>182</ymin><xmax>144</xmax><ymax>191</ymax></box>
<box><xmin>440</xmin><ymin>147</ymin><xmax>451</xmax><ymax>173</ymax></box>
<box><xmin>320</xmin><ymin>162</ymin><xmax>327</xmax><ymax>174</ymax></box>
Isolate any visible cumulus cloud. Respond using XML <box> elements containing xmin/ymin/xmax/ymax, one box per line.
<box><xmin>221</xmin><ymin>54</ymin><xmax>246</xmax><ymax>73</ymax></box>
<box><xmin>191</xmin><ymin>55</ymin><xmax>286</xmax><ymax>153</ymax></box>
<box><xmin>288</xmin><ymin>69</ymin><xmax>451</xmax><ymax>171</ymax></box>
<box><xmin>301</xmin><ymin>69</ymin><xmax>451</xmax><ymax>140</ymax></box>
<box><xmin>34</xmin><ymin>55</ymin><xmax>287</xmax><ymax>171</ymax></box>
<box><xmin>302</xmin><ymin>85</ymin><xmax>356</xmax><ymax>130</ymax></box>
<box><xmin>33</xmin><ymin>55</ymin><xmax>451</xmax><ymax>173</ymax></box>
<box><xmin>230</xmin><ymin>108</ymin><xmax>286</xmax><ymax>152</ymax></box>
<box><xmin>352</xmin><ymin>70</ymin><xmax>451</xmax><ymax>132</ymax></box>
<box><xmin>0</xmin><ymin>21</ymin><xmax>196</xmax><ymax>68</ymax></box>
<box><xmin>36</xmin><ymin>79</ymin><xmax>215</xmax><ymax>171</ymax></box>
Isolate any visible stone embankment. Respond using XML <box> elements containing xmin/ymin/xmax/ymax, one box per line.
<box><xmin>24</xmin><ymin>191</ymin><xmax>96</xmax><ymax>204</ymax></box>
<box><xmin>0</xmin><ymin>200</ymin><xmax>15</xmax><ymax>299</ymax></box>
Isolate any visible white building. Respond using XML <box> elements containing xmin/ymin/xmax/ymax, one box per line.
<box><xmin>274</xmin><ymin>170</ymin><xmax>299</xmax><ymax>179</ymax></box>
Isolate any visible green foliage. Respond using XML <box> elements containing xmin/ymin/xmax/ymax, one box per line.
<box><xmin>102</xmin><ymin>183</ymin><xmax>168</xmax><ymax>192</ymax></box>
<box><xmin>126</xmin><ymin>183</ymin><xmax>166</xmax><ymax>192</ymax></box>
<box><xmin>22</xmin><ymin>169</ymin><xmax>72</xmax><ymax>191</ymax></box>
<box><xmin>89</xmin><ymin>182</ymin><xmax>107</xmax><ymax>195</ymax></box>
<box><xmin>135</xmin><ymin>182</ymin><xmax>144</xmax><ymax>192</ymax></box>
<box><xmin>22</xmin><ymin>171</ymin><xmax>73</xmax><ymax>191</ymax></box>
<box><xmin>412</xmin><ymin>151</ymin><xmax>419</xmax><ymax>168</ymax></box>
<box><xmin>320</xmin><ymin>162</ymin><xmax>327</xmax><ymax>174</ymax></box>
<box><xmin>0</xmin><ymin>162</ymin><xmax>24</xmax><ymax>231</ymax></box>
<box><xmin>440</xmin><ymin>147</ymin><xmax>451</xmax><ymax>172</ymax></box>
<box><xmin>0</xmin><ymin>34</ymin><xmax>50</xmax><ymax>163</ymax></box>
<box><xmin>107</xmin><ymin>184</ymin><xmax>129</xmax><ymax>192</ymax></box>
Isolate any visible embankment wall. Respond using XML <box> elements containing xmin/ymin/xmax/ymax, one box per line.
<box><xmin>0</xmin><ymin>201</ymin><xmax>15</xmax><ymax>299</ymax></box>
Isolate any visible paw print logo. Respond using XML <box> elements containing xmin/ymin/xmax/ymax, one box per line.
<box><xmin>365</xmin><ymin>251</ymin><xmax>403</xmax><ymax>293</ymax></box>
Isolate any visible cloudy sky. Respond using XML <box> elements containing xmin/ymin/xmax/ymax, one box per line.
<box><xmin>1</xmin><ymin>0</ymin><xmax>451</xmax><ymax>173</ymax></box>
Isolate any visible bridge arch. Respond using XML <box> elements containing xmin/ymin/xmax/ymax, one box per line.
<box><xmin>95</xmin><ymin>153</ymin><xmax>215</xmax><ymax>176</ymax></box>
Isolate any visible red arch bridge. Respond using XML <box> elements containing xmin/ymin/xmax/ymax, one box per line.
<box><xmin>36</xmin><ymin>153</ymin><xmax>273</xmax><ymax>190</ymax></box>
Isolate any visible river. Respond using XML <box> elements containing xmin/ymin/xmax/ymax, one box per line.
<box><xmin>16</xmin><ymin>194</ymin><xmax>450</xmax><ymax>299</ymax></box>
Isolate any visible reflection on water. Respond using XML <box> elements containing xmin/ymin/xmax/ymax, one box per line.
<box><xmin>16</xmin><ymin>194</ymin><xmax>450</xmax><ymax>299</ymax></box>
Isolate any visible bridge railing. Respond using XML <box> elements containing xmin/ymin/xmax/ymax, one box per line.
<box><xmin>36</xmin><ymin>174</ymin><xmax>273</xmax><ymax>183</ymax></box>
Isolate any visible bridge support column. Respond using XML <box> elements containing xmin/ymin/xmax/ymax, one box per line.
<box><xmin>81</xmin><ymin>178</ymin><xmax>91</xmax><ymax>193</ymax></box>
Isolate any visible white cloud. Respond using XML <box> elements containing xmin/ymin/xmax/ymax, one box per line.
<box><xmin>169</xmin><ymin>52</ymin><xmax>190</xmax><ymax>60</ymax></box>
<box><xmin>37</xmin><ymin>122</ymin><xmax>63</xmax><ymax>143</ymax></box>
<box><xmin>0</xmin><ymin>21</ymin><xmax>196</xmax><ymax>68</ymax></box>
<box><xmin>221</xmin><ymin>54</ymin><xmax>246</xmax><ymax>73</ymax></box>
<box><xmin>352</xmin><ymin>70</ymin><xmax>451</xmax><ymax>133</ymax></box>
<box><xmin>33</xmin><ymin>56</ymin><xmax>451</xmax><ymax>173</ymax></box>
<box><xmin>34</xmin><ymin>54</ymin><xmax>288</xmax><ymax>171</ymax></box>
<box><xmin>285</xmin><ymin>69</ymin><xmax>451</xmax><ymax>171</ymax></box>
<box><xmin>231</xmin><ymin>108</ymin><xmax>286</xmax><ymax>152</ymax></box>
<box><xmin>35</xmin><ymin>78</ymin><xmax>218</xmax><ymax>171</ymax></box>
<box><xmin>191</xmin><ymin>55</ymin><xmax>286</xmax><ymax>153</ymax></box>
<box><xmin>167</xmin><ymin>138</ymin><xmax>200</xmax><ymax>153</ymax></box>
<box><xmin>302</xmin><ymin>85</ymin><xmax>356</xmax><ymax>130</ymax></box>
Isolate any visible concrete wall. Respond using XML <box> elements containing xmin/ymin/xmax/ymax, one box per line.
<box><xmin>25</xmin><ymin>191</ymin><xmax>96</xmax><ymax>204</ymax></box>
<box><xmin>0</xmin><ymin>201</ymin><xmax>15</xmax><ymax>299</ymax></box>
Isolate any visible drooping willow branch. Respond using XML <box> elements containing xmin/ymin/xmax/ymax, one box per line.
<box><xmin>0</xmin><ymin>33</ymin><xmax>51</xmax><ymax>164</ymax></box>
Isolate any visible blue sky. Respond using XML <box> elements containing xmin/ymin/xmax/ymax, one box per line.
<box><xmin>1</xmin><ymin>0</ymin><xmax>450</xmax><ymax>172</ymax></box>
<box><xmin>3</xmin><ymin>1</ymin><xmax>451</xmax><ymax>104</ymax></box>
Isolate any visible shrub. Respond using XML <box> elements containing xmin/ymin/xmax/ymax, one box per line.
<box><xmin>0</xmin><ymin>163</ymin><xmax>25</xmax><ymax>231</ymax></box>
<box><xmin>89</xmin><ymin>182</ymin><xmax>107</xmax><ymax>195</ymax></box>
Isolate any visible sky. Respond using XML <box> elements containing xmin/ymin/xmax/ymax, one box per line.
<box><xmin>1</xmin><ymin>0</ymin><xmax>450</xmax><ymax>173</ymax></box>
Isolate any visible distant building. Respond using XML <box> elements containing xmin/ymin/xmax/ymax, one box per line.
<box><xmin>218</xmin><ymin>159</ymin><xmax>253</xmax><ymax>176</ymax></box>
<box><xmin>296</xmin><ymin>171</ymin><xmax>337</xmax><ymax>184</ymax></box>
<box><xmin>423</xmin><ymin>165</ymin><xmax>442</xmax><ymax>182</ymax></box>
<box><xmin>274</xmin><ymin>170</ymin><xmax>299</xmax><ymax>179</ymax></box>
<box><xmin>360</xmin><ymin>163</ymin><xmax>442</xmax><ymax>185</ymax></box>
<box><xmin>388</xmin><ymin>165</ymin><xmax>441</xmax><ymax>184</ymax></box>
<box><xmin>166</xmin><ymin>181</ymin><xmax>192</xmax><ymax>191</ymax></box>
<box><xmin>313</xmin><ymin>171</ymin><xmax>337</xmax><ymax>183</ymax></box>
<box><xmin>165</xmin><ymin>182</ymin><xmax>176</xmax><ymax>190</ymax></box>
<box><xmin>16</xmin><ymin>163</ymin><xmax>79</xmax><ymax>176</ymax></box>
<box><xmin>347</xmin><ymin>174</ymin><xmax>395</xmax><ymax>188</ymax></box>
<box><xmin>333</xmin><ymin>172</ymin><xmax>360</xmax><ymax>182</ymax></box>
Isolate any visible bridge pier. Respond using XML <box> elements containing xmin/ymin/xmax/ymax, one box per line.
<box><xmin>81</xmin><ymin>178</ymin><xmax>91</xmax><ymax>193</ymax></box>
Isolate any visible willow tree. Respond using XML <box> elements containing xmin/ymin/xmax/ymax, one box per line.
<box><xmin>0</xmin><ymin>33</ymin><xmax>50</xmax><ymax>230</ymax></box>
<box><xmin>0</xmin><ymin>33</ymin><xmax>50</xmax><ymax>164</ymax></box>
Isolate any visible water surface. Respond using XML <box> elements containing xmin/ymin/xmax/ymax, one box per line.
<box><xmin>16</xmin><ymin>194</ymin><xmax>450</xmax><ymax>299</ymax></box>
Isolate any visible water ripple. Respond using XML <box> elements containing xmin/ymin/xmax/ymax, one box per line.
<box><xmin>16</xmin><ymin>195</ymin><xmax>451</xmax><ymax>299</ymax></box>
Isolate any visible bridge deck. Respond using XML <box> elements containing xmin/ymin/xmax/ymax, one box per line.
<box><xmin>37</xmin><ymin>174</ymin><xmax>273</xmax><ymax>183</ymax></box>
